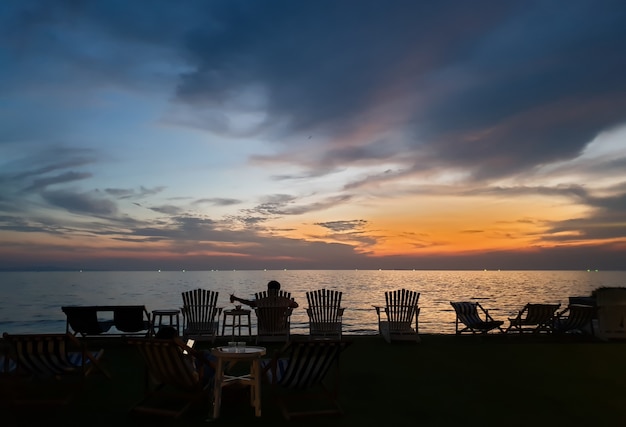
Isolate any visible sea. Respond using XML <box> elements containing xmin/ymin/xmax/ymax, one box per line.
<box><xmin>1</xmin><ymin>270</ymin><xmax>624</xmax><ymax>336</ymax></box>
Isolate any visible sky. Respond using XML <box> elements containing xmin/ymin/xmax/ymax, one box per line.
<box><xmin>1</xmin><ymin>0</ymin><xmax>625</xmax><ymax>271</ymax></box>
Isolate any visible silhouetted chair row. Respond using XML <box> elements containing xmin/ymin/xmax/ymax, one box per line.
<box><xmin>448</xmin><ymin>301</ymin><xmax>596</xmax><ymax>336</ymax></box>
<box><xmin>178</xmin><ymin>288</ymin><xmax>345</xmax><ymax>343</ymax></box>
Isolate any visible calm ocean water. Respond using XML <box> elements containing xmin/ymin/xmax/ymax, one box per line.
<box><xmin>1</xmin><ymin>270</ymin><xmax>624</xmax><ymax>336</ymax></box>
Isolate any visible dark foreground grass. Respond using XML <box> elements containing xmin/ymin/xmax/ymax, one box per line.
<box><xmin>3</xmin><ymin>334</ymin><xmax>626</xmax><ymax>427</ymax></box>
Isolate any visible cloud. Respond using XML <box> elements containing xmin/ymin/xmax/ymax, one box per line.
<box><xmin>41</xmin><ymin>189</ymin><xmax>118</xmax><ymax>216</ymax></box>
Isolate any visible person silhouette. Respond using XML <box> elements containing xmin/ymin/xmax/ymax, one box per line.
<box><xmin>230</xmin><ymin>280</ymin><xmax>299</xmax><ymax>308</ymax></box>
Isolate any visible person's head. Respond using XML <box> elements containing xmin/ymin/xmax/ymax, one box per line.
<box><xmin>267</xmin><ymin>280</ymin><xmax>281</xmax><ymax>293</ymax></box>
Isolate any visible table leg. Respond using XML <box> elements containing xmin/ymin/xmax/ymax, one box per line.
<box><xmin>212</xmin><ymin>357</ymin><xmax>224</xmax><ymax>419</ymax></box>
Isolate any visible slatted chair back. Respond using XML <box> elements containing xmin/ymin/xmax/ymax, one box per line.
<box><xmin>451</xmin><ymin>302</ymin><xmax>482</xmax><ymax>327</ymax></box>
<box><xmin>262</xmin><ymin>339</ymin><xmax>352</xmax><ymax>420</ymax></box>
<box><xmin>255</xmin><ymin>289</ymin><xmax>292</xmax><ymax>299</ymax></box>
<box><xmin>181</xmin><ymin>288</ymin><xmax>222</xmax><ymax>341</ymax></box>
<box><xmin>128</xmin><ymin>338</ymin><xmax>201</xmax><ymax>390</ymax></box>
<box><xmin>506</xmin><ymin>303</ymin><xmax>561</xmax><ymax>333</ymax></box>
<box><xmin>385</xmin><ymin>289</ymin><xmax>420</xmax><ymax>333</ymax></box>
<box><xmin>255</xmin><ymin>296</ymin><xmax>293</xmax><ymax>343</ymax></box>
<box><xmin>2</xmin><ymin>332</ymin><xmax>107</xmax><ymax>378</ymax></box>
<box><xmin>126</xmin><ymin>337</ymin><xmax>212</xmax><ymax>418</ymax></box>
<box><xmin>450</xmin><ymin>301</ymin><xmax>504</xmax><ymax>334</ymax></box>
<box><xmin>554</xmin><ymin>304</ymin><xmax>595</xmax><ymax>335</ymax></box>
<box><xmin>306</xmin><ymin>289</ymin><xmax>345</xmax><ymax>338</ymax></box>
<box><xmin>524</xmin><ymin>303</ymin><xmax>561</xmax><ymax>325</ymax></box>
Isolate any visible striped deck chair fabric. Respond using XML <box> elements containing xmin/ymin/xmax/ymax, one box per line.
<box><xmin>306</xmin><ymin>289</ymin><xmax>345</xmax><ymax>339</ymax></box>
<box><xmin>181</xmin><ymin>288</ymin><xmax>222</xmax><ymax>342</ymax></box>
<box><xmin>261</xmin><ymin>339</ymin><xmax>352</xmax><ymax>420</ymax></box>
<box><xmin>126</xmin><ymin>337</ymin><xmax>213</xmax><ymax>418</ymax></box>
<box><xmin>553</xmin><ymin>304</ymin><xmax>595</xmax><ymax>335</ymax></box>
<box><xmin>506</xmin><ymin>303</ymin><xmax>561</xmax><ymax>333</ymax></box>
<box><xmin>373</xmin><ymin>289</ymin><xmax>421</xmax><ymax>343</ymax></box>
<box><xmin>254</xmin><ymin>296</ymin><xmax>293</xmax><ymax>343</ymax></box>
<box><xmin>450</xmin><ymin>301</ymin><xmax>504</xmax><ymax>334</ymax></box>
<box><xmin>1</xmin><ymin>333</ymin><xmax>108</xmax><ymax>407</ymax></box>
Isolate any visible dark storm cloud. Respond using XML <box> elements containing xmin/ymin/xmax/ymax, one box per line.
<box><xmin>41</xmin><ymin>189</ymin><xmax>117</xmax><ymax>216</ymax></box>
<box><xmin>172</xmin><ymin>0</ymin><xmax>626</xmax><ymax>182</ymax></box>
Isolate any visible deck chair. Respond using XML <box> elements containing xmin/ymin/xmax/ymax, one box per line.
<box><xmin>126</xmin><ymin>337</ymin><xmax>214</xmax><ymax>418</ymax></box>
<box><xmin>62</xmin><ymin>306</ymin><xmax>115</xmax><ymax>336</ymax></box>
<box><xmin>181</xmin><ymin>288</ymin><xmax>222</xmax><ymax>342</ymax></box>
<box><xmin>373</xmin><ymin>289</ymin><xmax>421</xmax><ymax>343</ymax></box>
<box><xmin>261</xmin><ymin>339</ymin><xmax>352</xmax><ymax>420</ymax></box>
<box><xmin>113</xmin><ymin>306</ymin><xmax>152</xmax><ymax>336</ymax></box>
<box><xmin>450</xmin><ymin>301</ymin><xmax>504</xmax><ymax>334</ymax></box>
<box><xmin>306</xmin><ymin>289</ymin><xmax>345</xmax><ymax>339</ymax></box>
<box><xmin>1</xmin><ymin>332</ymin><xmax>109</xmax><ymax>408</ymax></box>
<box><xmin>255</xmin><ymin>296</ymin><xmax>293</xmax><ymax>343</ymax></box>
<box><xmin>506</xmin><ymin>303</ymin><xmax>561</xmax><ymax>333</ymax></box>
<box><xmin>553</xmin><ymin>304</ymin><xmax>595</xmax><ymax>336</ymax></box>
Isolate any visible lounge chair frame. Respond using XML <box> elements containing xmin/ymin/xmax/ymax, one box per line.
<box><xmin>1</xmin><ymin>332</ymin><xmax>109</xmax><ymax>408</ymax></box>
<box><xmin>506</xmin><ymin>303</ymin><xmax>561</xmax><ymax>334</ymax></box>
<box><xmin>553</xmin><ymin>304</ymin><xmax>595</xmax><ymax>336</ymax></box>
<box><xmin>126</xmin><ymin>337</ymin><xmax>214</xmax><ymax>418</ymax></box>
<box><xmin>450</xmin><ymin>301</ymin><xmax>504</xmax><ymax>334</ymax></box>
<box><xmin>262</xmin><ymin>339</ymin><xmax>352</xmax><ymax>420</ymax></box>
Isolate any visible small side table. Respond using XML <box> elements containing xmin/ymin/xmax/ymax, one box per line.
<box><xmin>222</xmin><ymin>309</ymin><xmax>252</xmax><ymax>339</ymax></box>
<box><xmin>211</xmin><ymin>345</ymin><xmax>266</xmax><ymax>419</ymax></box>
<box><xmin>152</xmin><ymin>309</ymin><xmax>180</xmax><ymax>336</ymax></box>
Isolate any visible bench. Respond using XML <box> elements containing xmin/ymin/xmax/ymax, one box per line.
<box><xmin>62</xmin><ymin>305</ymin><xmax>152</xmax><ymax>338</ymax></box>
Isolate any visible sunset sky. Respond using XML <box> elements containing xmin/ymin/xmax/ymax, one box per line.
<box><xmin>1</xmin><ymin>0</ymin><xmax>625</xmax><ymax>271</ymax></box>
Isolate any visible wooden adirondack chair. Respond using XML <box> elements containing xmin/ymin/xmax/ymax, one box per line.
<box><xmin>373</xmin><ymin>289</ymin><xmax>420</xmax><ymax>343</ymax></box>
<box><xmin>450</xmin><ymin>301</ymin><xmax>504</xmax><ymax>334</ymax></box>
<box><xmin>306</xmin><ymin>289</ymin><xmax>345</xmax><ymax>339</ymax></box>
<box><xmin>181</xmin><ymin>288</ymin><xmax>222</xmax><ymax>342</ymax></box>
<box><xmin>506</xmin><ymin>303</ymin><xmax>561</xmax><ymax>333</ymax></box>
<box><xmin>254</xmin><ymin>296</ymin><xmax>293</xmax><ymax>343</ymax></box>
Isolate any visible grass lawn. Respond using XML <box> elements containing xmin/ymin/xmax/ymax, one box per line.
<box><xmin>3</xmin><ymin>333</ymin><xmax>626</xmax><ymax>427</ymax></box>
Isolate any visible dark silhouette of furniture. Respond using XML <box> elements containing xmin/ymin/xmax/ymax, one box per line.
<box><xmin>261</xmin><ymin>339</ymin><xmax>352</xmax><ymax>420</ymax></box>
<box><xmin>373</xmin><ymin>289</ymin><xmax>421</xmax><ymax>343</ymax></box>
<box><xmin>506</xmin><ymin>303</ymin><xmax>561</xmax><ymax>333</ymax></box>
<box><xmin>450</xmin><ymin>301</ymin><xmax>504</xmax><ymax>334</ymax></box>
<box><xmin>306</xmin><ymin>288</ymin><xmax>345</xmax><ymax>339</ymax></box>
<box><xmin>126</xmin><ymin>337</ymin><xmax>214</xmax><ymax>418</ymax></box>
<box><xmin>62</xmin><ymin>305</ymin><xmax>152</xmax><ymax>337</ymax></box>
<box><xmin>181</xmin><ymin>288</ymin><xmax>222</xmax><ymax>342</ymax></box>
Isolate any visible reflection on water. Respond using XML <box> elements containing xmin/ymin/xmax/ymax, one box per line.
<box><xmin>0</xmin><ymin>270</ymin><xmax>623</xmax><ymax>335</ymax></box>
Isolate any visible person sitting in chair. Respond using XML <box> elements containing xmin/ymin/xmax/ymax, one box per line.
<box><xmin>230</xmin><ymin>280</ymin><xmax>299</xmax><ymax>309</ymax></box>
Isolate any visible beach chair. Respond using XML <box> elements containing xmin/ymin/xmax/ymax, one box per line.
<box><xmin>373</xmin><ymin>289</ymin><xmax>421</xmax><ymax>343</ymax></box>
<box><xmin>553</xmin><ymin>304</ymin><xmax>595</xmax><ymax>336</ymax></box>
<box><xmin>126</xmin><ymin>337</ymin><xmax>214</xmax><ymax>418</ymax></box>
<box><xmin>306</xmin><ymin>289</ymin><xmax>345</xmax><ymax>339</ymax></box>
<box><xmin>112</xmin><ymin>306</ymin><xmax>152</xmax><ymax>336</ymax></box>
<box><xmin>181</xmin><ymin>288</ymin><xmax>222</xmax><ymax>342</ymax></box>
<box><xmin>505</xmin><ymin>303</ymin><xmax>561</xmax><ymax>333</ymax></box>
<box><xmin>450</xmin><ymin>301</ymin><xmax>504</xmax><ymax>334</ymax></box>
<box><xmin>261</xmin><ymin>339</ymin><xmax>352</xmax><ymax>420</ymax></box>
<box><xmin>1</xmin><ymin>332</ymin><xmax>109</xmax><ymax>408</ymax></box>
<box><xmin>254</xmin><ymin>296</ymin><xmax>293</xmax><ymax>343</ymax></box>
<box><xmin>62</xmin><ymin>306</ymin><xmax>115</xmax><ymax>337</ymax></box>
